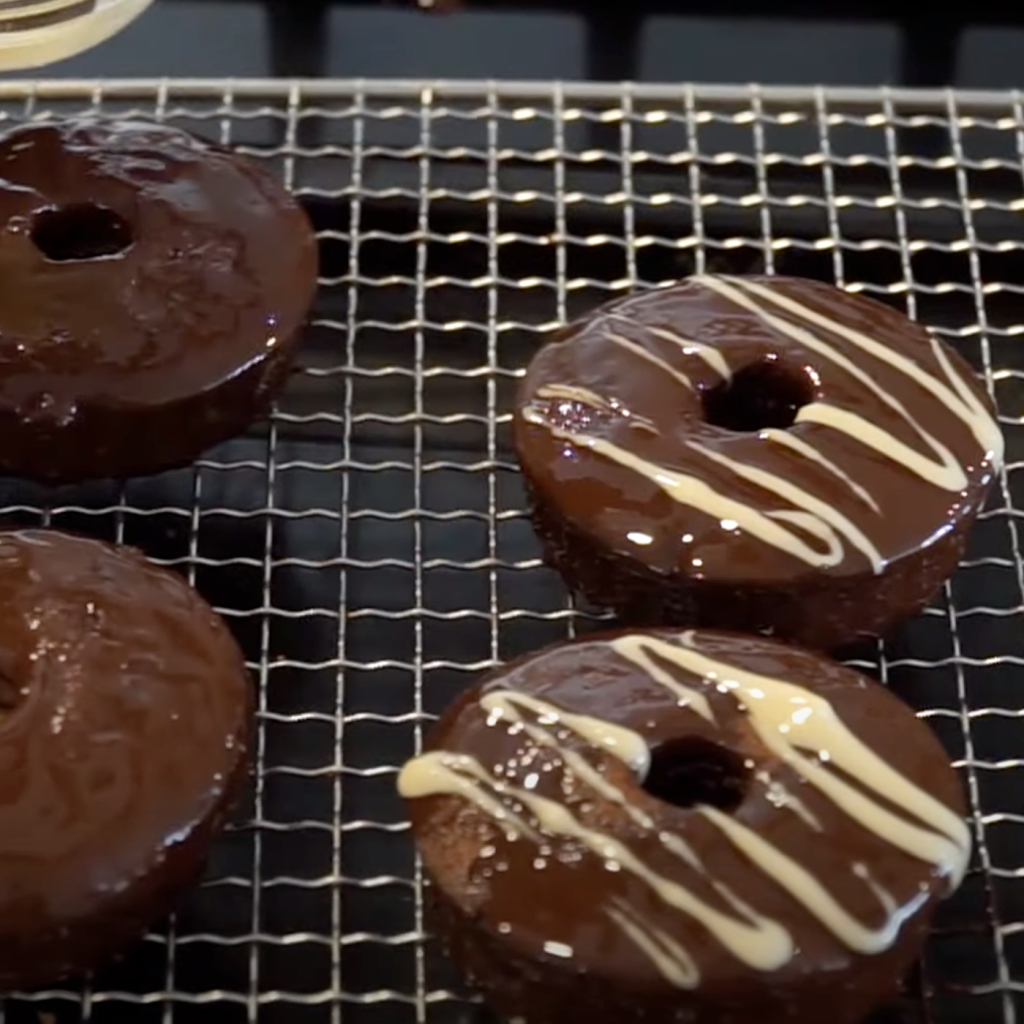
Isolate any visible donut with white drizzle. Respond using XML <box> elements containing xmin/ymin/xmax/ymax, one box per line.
<box><xmin>399</xmin><ymin>628</ymin><xmax>968</xmax><ymax>1024</ymax></box>
<box><xmin>513</xmin><ymin>274</ymin><xmax>1002</xmax><ymax>649</ymax></box>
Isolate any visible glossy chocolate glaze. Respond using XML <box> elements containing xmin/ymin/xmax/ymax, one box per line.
<box><xmin>0</xmin><ymin>117</ymin><xmax>318</xmax><ymax>483</ymax></box>
<box><xmin>514</xmin><ymin>276</ymin><xmax>998</xmax><ymax>585</ymax></box>
<box><xmin>404</xmin><ymin>629</ymin><xmax>966</xmax><ymax>1024</ymax></box>
<box><xmin>0</xmin><ymin>529</ymin><xmax>252</xmax><ymax>991</ymax></box>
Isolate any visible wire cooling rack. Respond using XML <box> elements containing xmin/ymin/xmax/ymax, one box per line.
<box><xmin>0</xmin><ymin>78</ymin><xmax>1021</xmax><ymax>1024</ymax></box>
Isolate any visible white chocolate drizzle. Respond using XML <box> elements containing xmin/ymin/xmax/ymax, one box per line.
<box><xmin>536</xmin><ymin>383</ymin><xmax>658</xmax><ymax>434</ymax></box>
<box><xmin>757</xmin><ymin>768</ymin><xmax>823</xmax><ymax>830</ymax></box>
<box><xmin>536</xmin><ymin>383</ymin><xmax>612</xmax><ymax>409</ymax></box>
<box><xmin>698</xmin><ymin>805</ymin><xmax>929</xmax><ymax>954</ymax></box>
<box><xmin>762</xmin><ymin>428</ymin><xmax>881</xmax><ymax>514</ymax></box>
<box><xmin>522</xmin><ymin>274</ymin><xmax>1003</xmax><ymax>573</ymax></box>
<box><xmin>481</xmin><ymin>689</ymin><xmax>650</xmax><ymax>775</ymax></box>
<box><xmin>685</xmin><ymin>440</ymin><xmax>884</xmax><ymax>571</ymax></box>
<box><xmin>607</xmin><ymin>634</ymin><xmax>716</xmax><ymax>723</ymax></box>
<box><xmin>481</xmin><ymin>689</ymin><xmax>703</xmax><ymax>872</ymax></box>
<box><xmin>694</xmin><ymin>275</ymin><xmax>1002</xmax><ymax>482</ymax></box>
<box><xmin>399</xmin><ymin>750</ymin><xmax>539</xmax><ymax>842</ymax></box>
<box><xmin>522</xmin><ymin>404</ymin><xmax>850</xmax><ymax>569</ymax></box>
<box><xmin>602</xmin><ymin>326</ymin><xmax>696</xmax><ymax>392</ymax></box>
<box><xmin>401</xmin><ymin>749</ymin><xmax>793</xmax><ymax>972</ymax></box>
<box><xmin>606</xmin><ymin>311</ymin><xmax>733</xmax><ymax>381</ymax></box>
<box><xmin>653</xmin><ymin>632</ymin><xmax>971</xmax><ymax>885</ymax></box>
<box><xmin>722</xmin><ymin>275</ymin><xmax>1003</xmax><ymax>468</ymax></box>
<box><xmin>796</xmin><ymin>401</ymin><xmax>966</xmax><ymax>492</ymax></box>
<box><xmin>606</xmin><ymin>898</ymin><xmax>700</xmax><ymax>989</ymax></box>
<box><xmin>398</xmin><ymin>632</ymin><xmax>971</xmax><ymax>987</ymax></box>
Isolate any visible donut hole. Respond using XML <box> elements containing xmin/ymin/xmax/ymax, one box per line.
<box><xmin>642</xmin><ymin>737</ymin><xmax>749</xmax><ymax>812</ymax></box>
<box><xmin>702</xmin><ymin>359</ymin><xmax>814</xmax><ymax>432</ymax></box>
<box><xmin>31</xmin><ymin>204</ymin><xmax>133</xmax><ymax>262</ymax></box>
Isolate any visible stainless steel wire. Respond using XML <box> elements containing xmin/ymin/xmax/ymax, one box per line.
<box><xmin>0</xmin><ymin>78</ymin><xmax>1019</xmax><ymax>1024</ymax></box>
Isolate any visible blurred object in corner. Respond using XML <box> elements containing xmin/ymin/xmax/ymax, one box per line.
<box><xmin>0</xmin><ymin>0</ymin><xmax>153</xmax><ymax>70</ymax></box>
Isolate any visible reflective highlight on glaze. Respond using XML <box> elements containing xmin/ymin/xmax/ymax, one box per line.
<box><xmin>606</xmin><ymin>310</ymin><xmax>732</xmax><ymax>380</ymax></box>
<box><xmin>614</xmin><ymin>633</ymin><xmax>969</xmax><ymax>884</ymax></box>
<box><xmin>685</xmin><ymin>439</ymin><xmax>884</xmax><ymax>570</ymax></box>
<box><xmin>702</xmin><ymin>276</ymin><xmax>1003</xmax><ymax>466</ymax></box>
<box><xmin>522</xmin><ymin>404</ymin><xmax>853</xmax><ymax>570</ymax></box>
<box><xmin>0</xmin><ymin>529</ymin><xmax>252</xmax><ymax>990</ymax></box>
<box><xmin>401</xmin><ymin>751</ymin><xmax>794</xmax><ymax>975</ymax></box>
<box><xmin>515</xmin><ymin>274</ymin><xmax>1001</xmax><ymax>586</ymax></box>
<box><xmin>400</xmin><ymin>631</ymin><xmax>969</xmax><ymax>989</ymax></box>
<box><xmin>697</xmin><ymin>276</ymin><xmax>995</xmax><ymax>491</ymax></box>
<box><xmin>535</xmin><ymin>383</ymin><xmax>657</xmax><ymax>434</ymax></box>
<box><xmin>603</xmin><ymin>325</ymin><xmax>696</xmax><ymax>392</ymax></box>
<box><xmin>606</xmin><ymin>898</ymin><xmax>700</xmax><ymax>989</ymax></box>
<box><xmin>762</xmin><ymin>428</ymin><xmax>881</xmax><ymax>514</ymax></box>
<box><xmin>0</xmin><ymin>118</ymin><xmax>318</xmax><ymax>482</ymax></box>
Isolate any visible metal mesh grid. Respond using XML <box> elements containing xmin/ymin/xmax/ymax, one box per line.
<box><xmin>0</xmin><ymin>78</ymin><xmax>1021</xmax><ymax>1024</ymax></box>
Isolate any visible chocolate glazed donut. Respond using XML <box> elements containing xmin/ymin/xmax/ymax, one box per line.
<box><xmin>399</xmin><ymin>629</ymin><xmax>969</xmax><ymax>1024</ymax></box>
<box><xmin>514</xmin><ymin>275</ymin><xmax>1003</xmax><ymax>649</ymax></box>
<box><xmin>0</xmin><ymin>529</ymin><xmax>252</xmax><ymax>991</ymax></box>
<box><xmin>0</xmin><ymin>117</ymin><xmax>318</xmax><ymax>483</ymax></box>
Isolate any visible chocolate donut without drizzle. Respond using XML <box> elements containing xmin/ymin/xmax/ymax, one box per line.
<box><xmin>0</xmin><ymin>117</ymin><xmax>318</xmax><ymax>483</ymax></box>
<box><xmin>399</xmin><ymin>628</ymin><xmax>969</xmax><ymax>1024</ymax></box>
<box><xmin>514</xmin><ymin>275</ymin><xmax>1003</xmax><ymax>649</ymax></box>
<box><xmin>0</xmin><ymin>529</ymin><xmax>252</xmax><ymax>991</ymax></box>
